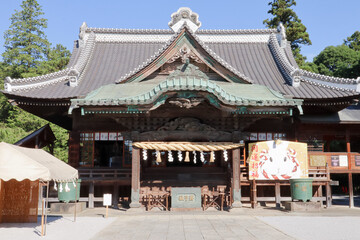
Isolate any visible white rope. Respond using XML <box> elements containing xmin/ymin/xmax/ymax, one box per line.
<box><xmin>133</xmin><ymin>142</ymin><xmax>243</xmax><ymax>152</ymax></box>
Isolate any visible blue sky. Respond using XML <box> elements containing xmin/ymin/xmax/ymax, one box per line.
<box><xmin>0</xmin><ymin>0</ymin><xmax>359</xmax><ymax>62</ymax></box>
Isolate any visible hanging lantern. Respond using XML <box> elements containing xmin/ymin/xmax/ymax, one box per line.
<box><xmin>200</xmin><ymin>151</ymin><xmax>205</xmax><ymax>162</ymax></box>
<box><xmin>223</xmin><ymin>150</ymin><xmax>228</xmax><ymax>162</ymax></box>
<box><xmin>210</xmin><ymin>151</ymin><xmax>215</xmax><ymax>162</ymax></box>
<box><xmin>193</xmin><ymin>151</ymin><xmax>197</xmax><ymax>164</ymax></box>
<box><xmin>178</xmin><ymin>151</ymin><xmax>183</xmax><ymax>162</ymax></box>
<box><xmin>54</xmin><ymin>181</ymin><xmax>57</xmax><ymax>191</ymax></box>
<box><xmin>142</xmin><ymin>149</ymin><xmax>148</xmax><ymax>161</ymax></box>
<box><xmin>156</xmin><ymin>150</ymin><xmax>162</xmax><ymax>163</ymax></box>
<box><xmin>168</xmin><ymin>150</ymin><xmax>174</xmax><ymax>162</ymax></box>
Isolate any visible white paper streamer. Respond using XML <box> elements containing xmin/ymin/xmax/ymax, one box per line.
<box><xmin>223</xmin><ymin>150</ymin><xmax>228</xmax><ymax>162</ymax></box>
<box><xmin>168</xmin><ymin>151</ymin><xmax>174</xmax><ymax>162</ymax></box>
<box><xmin>65</xmin><ymin>182</ymin><xmax>70</xmax><ymax>192</ymax></box>
<box><xmin>193</xmin><ymin>151</ymin><xmax>197</xmax><ymax>164</ymax></box>
<box><xmin>54</xmin><ymin>181</ymin><xmax>57</xmax><ymax>191</ymax></box>
<box><xmin>200</xmin><ymin>151</ymin><xmax>205</xmax><ymax>162</ymax></box>
<box><xmin>59</xmin><ymin>183</ymin><xmax>63</xmax><ymax>192</ymax></box>
<box><xmin>72</xmin><ymin>181</ymin><xmax>76</xmax><ymax>188</ymax></box>
<box><xmin>142</xmin><ymin>149</ymin><xmax>148</xmax><ymax>161</ymax></box>
<box><xmin>178</xmin><ymin>151</ymin><xmax>183</xmax><ymax>162</ymax></box>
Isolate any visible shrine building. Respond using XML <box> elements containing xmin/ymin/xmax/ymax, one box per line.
<box><xmin>3</xmin><ymin>7</ymin><xmax>360</xmax><ymax>210</ymax></box>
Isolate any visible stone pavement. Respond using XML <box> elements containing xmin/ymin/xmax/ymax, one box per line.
<box><xmin>91</xmin><ymin>214</ymin><xmax>295</xmax><ymax>240</ymax></box>
<box><xmin>2</xmin><ymin>201</ymin><xmax>360</xmax><ymax>240</ymax></box>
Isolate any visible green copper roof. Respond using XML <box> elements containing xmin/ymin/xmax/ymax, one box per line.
<box><xmin>68</xmin><ymin>63</ymin><xmax>302</xmax><ymax>114</ymax></box>
<box><xmin>69</xmin><ymin>81</ymin><xmax>302</xmax><ymax>115</ymax></box>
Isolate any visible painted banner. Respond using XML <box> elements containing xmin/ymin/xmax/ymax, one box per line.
<box><xmin>248</xmin><ymin>141</ymin><xmax>308</xmax><ymax>180</ymax></box>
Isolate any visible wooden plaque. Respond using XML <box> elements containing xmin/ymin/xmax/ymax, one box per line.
<box><xmin>310</xmin><ymin>155</ymin><xmax>326</xmax><ymax>167</ymax></box>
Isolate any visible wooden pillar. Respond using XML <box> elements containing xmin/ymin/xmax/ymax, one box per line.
<box><xmin>231</xmin><ymin>148</ymin><xmax>242</xmax><ymax>208</ymax></box>
<box><xmin>349</xmin><ymin>173</ymin><xmax>354</xmax><ymax>208</ymax></box>
<box><xmin>275</xmin><ymin>182</ymin><xmax>281</xmax><ymax>208</ymax></box>
<box><xmin>68</xmin><ymin>131</ymin><xmax>80</xmax><ymax>167</ymax></box>
<box><xmin>130</xmin><ymin>147</ymin><xmax>141</xmax><ymax>208</ymax></box>
<box><xmin>251</xmin><ymin>179</ymin><xmax>257</xmax><ymax>208</ymax></box>
<box><xmin>88</xmin><ymin>181</ymin><xmax>94</xmax><ymax>209</ymax></box>
<box><xmin>112</xmin><ymin>183</ymin><xmax>119</xmax><ymax>208</ymax></box>
<box><xmin>325</xmin><ymin>163</ymin><xmax>332</xmax><ymax>208</ymax></box>
<box><xmin>346</xmin><ymin>129</ymin><xmax>354</xmax><ymax>208</ymax></box>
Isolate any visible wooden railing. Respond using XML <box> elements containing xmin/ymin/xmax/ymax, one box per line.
<box><xmin>78</xmin><ymin>168</ymin><xmax>131</xmax><ymax>180</ymax></box>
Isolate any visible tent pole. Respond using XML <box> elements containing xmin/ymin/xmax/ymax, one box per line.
<box><xmin>74</xmin><ymin>181</ymin><xmax>78</xmax><ymax>222</ymax></box>
<box><xmin>41</xmin><ymin>198</ymin><xmax>44</xmax><ymax>236</ymax></box>
<box><xmin>40</xmin><ymin>181</ymin><xmax>45</xmax><ymax>236</ymax></box>
<box><xmin>44</xmin><ymin>181</ymin><xmax>49</xmax><ymax>236</ymax></box>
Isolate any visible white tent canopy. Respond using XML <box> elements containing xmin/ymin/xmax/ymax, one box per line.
<box><xmin>0</xmin><ymin>142</ymin><xmax>78</xmax><ymax>182</ymax></box>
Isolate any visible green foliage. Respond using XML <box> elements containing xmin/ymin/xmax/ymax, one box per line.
<box><xmin>313</xmin><ymin>45</ymin><xmax>360</xmax><ymax>78</ymax></box>
<box><xmin>39</xmin><ymin>44</ymin><xmax>71</xmax><ymax>74</ymax></box>
<box><xmin>0</xmin><ymin>0</ymin><xmax>69</xmax><ymax>162</ymax></box>
<box><xmin>264</xmin><ymin>0</ymin><xmax>312</xmax><ymax>66</ymax></box>
<box><xmin>344</xmin><ymin>31</ymin><xmax>360</xmax><ymax>51</ymax></box>
<box><xmin>2</xmin><ymin>0</ymin><xmax>50</xmax><ymax>79</ymax></box>
<box><xmin>300</xmin><ymin>62</ymin><xmax>319</xmax><ymax>73</ymax></box>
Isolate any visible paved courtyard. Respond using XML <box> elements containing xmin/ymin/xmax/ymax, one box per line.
<box><xmin>1</xmin><ymin>203</ymin><xmax>360</xmax><ymax>240</ymax></box>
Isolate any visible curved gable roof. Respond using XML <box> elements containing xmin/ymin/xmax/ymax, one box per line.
<box><xmin>2</xmin><ymin>12</ymin><xmax>359</xmax><ymax>103</ymax></box>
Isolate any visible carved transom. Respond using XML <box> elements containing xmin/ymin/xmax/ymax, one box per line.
<box><xmin>158</xmin><ymin>117</ymin><xmax>215</xmax><ymax>131</ymax></box>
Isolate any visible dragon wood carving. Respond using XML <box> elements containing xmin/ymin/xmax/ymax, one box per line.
<box><xmin>158</xmin><ymin>117</ymin><xmax>215</xmax><ymax>131</ymax></box>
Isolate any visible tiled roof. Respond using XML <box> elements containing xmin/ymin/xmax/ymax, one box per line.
<box><xmin>3</xmin><ymin>19</ymin><xmax>360</xmax><ymax>102</ymax></box>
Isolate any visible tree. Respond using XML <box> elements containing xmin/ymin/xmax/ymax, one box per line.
<box><xmin>38</xmin><ymin>44</ymin><xmax>71</xmax><ymax>74</ymax></box>
<box><xmin>263</xmin><ymin>0</ymin><xmax>311</xmax><ymax>66</ymax></box>
<box><xmin>344</xmin><ymin>31</ymin><xmax>360</xmax><ymax>52</ymax></box>
<box><xmin>0</xmin><ymin>0</ymin><xmax>70</xmax><ymax>161</ymax></box>
<box><xmin>313</xmin><ymin>45</ymin><xmax>360</xmax><ymax>78</ymax></box>
<box><xmin>2</xmin><ymin>0</ymin><xmax>50</xmax><ymax>79</ymax></box>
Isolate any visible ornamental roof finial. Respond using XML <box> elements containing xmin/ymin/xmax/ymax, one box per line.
<box><xmin>168</xmin><ymin>7</ymin><xmax>201</xmax><ymax>33</ymax></box>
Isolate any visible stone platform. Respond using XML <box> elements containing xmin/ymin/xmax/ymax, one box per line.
<box><xmin>50</xmin><ymin>202</ymin><xmax>86</xmax><ymax>213</ymax></box>
<box><xmin>284</xmin><ymin>201</ymin><xmax>322</xmax><ymax>211</ymax></box>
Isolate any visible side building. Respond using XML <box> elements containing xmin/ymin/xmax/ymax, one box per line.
<box><xmin>3</xmin><ymin>8</ymin><xmax>360</xmax><ymax>209</ymax></box>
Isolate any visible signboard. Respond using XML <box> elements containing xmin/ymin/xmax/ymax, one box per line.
<box><xmin>331</xmin><ymin>156</ymin><xmax>339</xmax><ymax>167</ymax></box>
<box><xmin>310</xmin><ymin>155</ymin><xmax>327</xmax><ymax>167</ymax></box>
<box><xmin>103</xmin><ymin>194</ymin><xmax>112</xmax><ymax>206</ymax></box>
<box><xmin>339</xmin><ymin>155</ymin><xmax>348</xmax><ymax>167</ymax></box>
<box><xmin>355</xmin><ymin>156</ymin><xmax>360</xmax><ymax>166</ymax></box>
<box><xmin>248</xmin><ymin>141</ymin><xmax>308</xmax><ymax>180</ymax></box>
<box><xmin>171</xmin><ymin>188</ymin><xmax>201</xmax><ymax>209</ymax></box>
